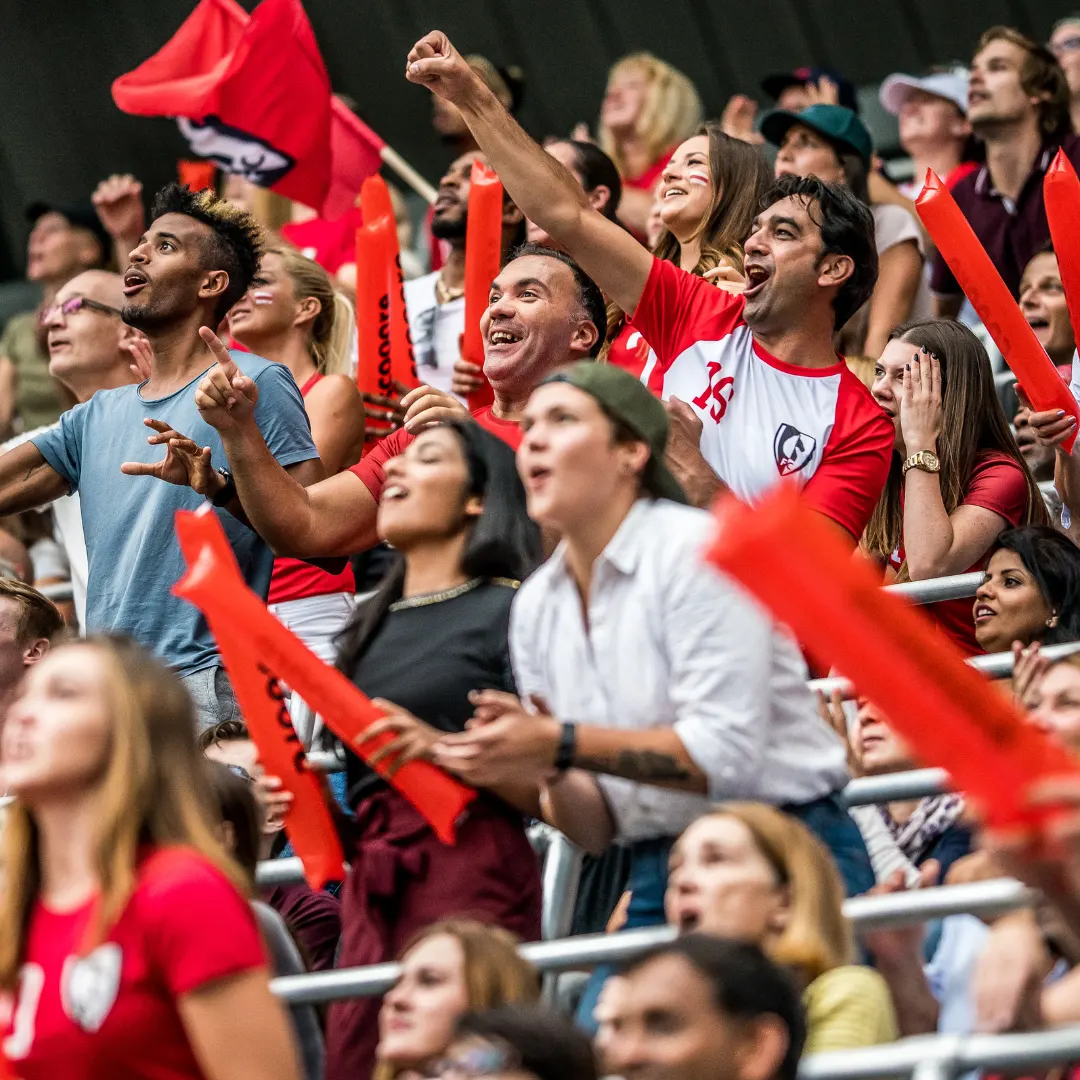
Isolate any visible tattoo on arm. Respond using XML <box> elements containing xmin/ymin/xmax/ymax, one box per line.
<box><xmin>574</xmin><ymin>750</ymin><xmax>692</xmax><ymax>782</ymax></box>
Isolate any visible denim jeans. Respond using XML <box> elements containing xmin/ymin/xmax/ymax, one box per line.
<box><xmin>575</xmin><ymin>792</ymin><xmax>873</xmax><ymax>1031</ymax></box>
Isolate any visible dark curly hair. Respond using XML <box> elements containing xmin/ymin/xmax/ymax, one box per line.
<box><xmin>149</xmin><ymin>183</ymin><xmax>263</xmax><ymax>321</ymax></box>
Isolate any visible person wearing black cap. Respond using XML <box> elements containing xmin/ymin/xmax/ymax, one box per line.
<box><xmin>761</xmin><ymin>66</ymin><xmax>860</xmax><ymax>114</ymax></box>
<box><xmin>0</xmin><ymin>201</ymin><xmax>111</xmax><ymax>438</ymax></box>
<box><xmin>435</xmin><ymin>359</ymin><xmax>863</xmax><ymax>898</ymax></box>
<box><xmin>763</xmin><ymin>104</ymin><xmax>929</xmax><ymax>358</ymax></box>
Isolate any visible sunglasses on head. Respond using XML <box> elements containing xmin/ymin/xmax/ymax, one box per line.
<box><xmin>226</xmin><ymin>763</ymin><xmax>256</xmax><ymax>784</ymax></box>
<box><xmin>41</xmin><ymin>295</ymin><xmax>124</xmax><ymax>324</ymax></box>
<box><xmin>425</xmin><ymin>1039</ymin><xmax>520</xmax><ymax>1079</ymax></box>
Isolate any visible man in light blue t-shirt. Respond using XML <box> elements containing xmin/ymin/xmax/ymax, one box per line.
<box><xmin>0</xmin><ymin>183</ymin><xmax>321</xmax><ymax>727</ymax></box>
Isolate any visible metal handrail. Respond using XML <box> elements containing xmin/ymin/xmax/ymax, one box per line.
<box><xmin>884</xmin><ymin>572</ymin><xmax>984</xmax><ymax>604</ymax></box>
<box><xmin>269</xmin><ymin>878</ymin><xmax>1032</xmax><ymax>1005</ymax></box>
<box><xmin>841</xmin><ymin>768</ymin><xmax>949</xmax><ymax>807</ymax></box>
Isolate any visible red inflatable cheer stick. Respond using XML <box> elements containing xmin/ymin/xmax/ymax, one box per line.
<box><xmin>355</xmin><ymin>216</ymin><xmax>396</xmax><ymax>446</ymax></box>
<box><xmin>917</xmin><ymin>169</ymin><xmax>1079</xmax><ymax>451</ymax></box>
<box><xmin>704</xmin><ymin>484</ymin><xmax>1080</xmax><ymax>832</ymax></box>
<box><xmin>462</xmin><ymin>161</ymin><xmax>504</xmax><ymax>412</ymax></box>
<box><xmin>175</xmin><ymin>511</ymin><xmax>345</xmax><ymax>890</ymax></box>
<box><xmin>173</xmin><ymin>511</ymin><xmax>475</xmax><ymax>844</ymax></box>
<box><xmin>1044</xmin><ymin>151</ymin><xmax>1080</xmax><ymax>377</ymax></box>
<box><xmin>361</xmin><ymin>176</ymin><xmax>418</xmax><ymax>391</ymax></box>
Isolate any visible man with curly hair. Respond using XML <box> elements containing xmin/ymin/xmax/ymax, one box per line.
<box><xmin>0</xmin><ymin>184</ymin><xmax>320</xmax><ymax>727</ymax></box>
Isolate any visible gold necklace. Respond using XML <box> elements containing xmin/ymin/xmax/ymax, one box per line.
<box><xmin>434</xmin><ymin>272</ymin><xmax>465</xmax><ymax>306</ymax></box>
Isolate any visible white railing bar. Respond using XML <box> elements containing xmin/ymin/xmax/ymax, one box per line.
<box><xmin>884</xmin><ymin>571</ymin><xmax>984</xmax><ymax>604</ymax></box>
<box><xmin>269</xmin><ymin>879</ymin><xmax>1032</xmax><ymax>1005</ymax></box>
<box><xmin>37</xmin><ymin>581</ymin><xmax>73</xmax><ymax>602</ymax></box>
<box><xmin>255</xmin><ymin>856</ymin><xmax>307</xmax><ymax>887</ymax></box>
<box><xmin>842</xmin><ymin>767</ymin><xmax>950</xmax><ymax>806</ymax></box>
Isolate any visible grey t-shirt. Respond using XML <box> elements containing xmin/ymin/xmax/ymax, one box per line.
<box><xmin>31</xmin><ymin>351</ymin><xmax>318</xmax><ymax>675</ymax></box>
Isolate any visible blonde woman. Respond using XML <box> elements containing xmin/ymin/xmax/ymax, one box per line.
<box><xmin>666</xmin><ymin>802</ymin><xmax>898</xmax><ymax>1053</ymax></box>
<box><xmin>227</xmin><ymin>248</ymin><xmax>364</xmax><ymax>712</ymax></box>
<box><xmin>0</xmin><ymin>635</ymin><xmax>301</xmax><ymax>1079</ymax></box>
<box><xmin>596</xmin><ymin>52</ymin><xmax>703</xmax><ymax>236</ymax></box>
<box><xmin>363</xmin><ymin>920</ymin><xmax>540</xmax><ymax>1080</ymax></box>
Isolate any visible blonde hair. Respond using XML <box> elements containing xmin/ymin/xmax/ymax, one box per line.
<box><xmin>0</xmin><ymin>636</ymin><xmax>248</xmax><ymax>990</ymax></box>
<box><xmin>600</xmin><ymin>53</ymin><xmax>703</xmax><ymax>178</ymax></box>
<box><xmin>266</xmin><ymin>246</ymin><xmax>354</xmax><ymax>375</ymax></box>
<box><xmin>697</xmin><ymin>802</ymin><xmax>854</xmax><ymax>984</ymax></box>
<box><xmin>375</xmin><ymin>918</ymin><xmax>540</xmax><ymax>1080</ymax></box>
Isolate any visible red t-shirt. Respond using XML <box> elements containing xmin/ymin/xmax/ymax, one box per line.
<box><xmin>268</xmin><ymin>373</ymin><xmax>356</xmax><ymax>604</ymax></box>
<box><xmin>349</xmin><ymin>406</ymin><xmax>523</xmax><ymax>501</ymax></box>
<box><xmin>624</xmin><ymin>147</ymin><xmax>675</xmax><ymax>192</ymax></box>
<box><xmin>631</xmin><ymin>257</ymin><xmax>894</xmax><ymax>539</ymax></box>
<box><xmin>608</xmin><ymin>321</ymin><xmax>655</xmax><ymax>381</ymax></box>
<box><xmin>890</xmin><ymin>451</ymin><xmax>1030</xmax><ymax>655</ymax></box>
<box><xmin>0</xmin><ymin>847</ymin><xmax>266</xmax><ymax>1079</ymax></box>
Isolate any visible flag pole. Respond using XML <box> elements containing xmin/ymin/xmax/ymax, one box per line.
<box><xmin>379</xmin><ymin>145</ymin><xmax>437</xmax><ymax>205</ymax></box>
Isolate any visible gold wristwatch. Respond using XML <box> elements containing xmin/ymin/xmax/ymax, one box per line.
<box><xmin>902</xmin><ymin>449</ymin><xmax>941</xmax><ymax>477</ymax></box>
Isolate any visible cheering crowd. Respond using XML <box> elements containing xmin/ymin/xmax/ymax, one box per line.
<box><xmin>8</xmin><ymin>11</ymin><xmax>1080</xmax><ymax>1080</ymax></box>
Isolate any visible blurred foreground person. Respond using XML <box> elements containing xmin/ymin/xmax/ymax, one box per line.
<box><xmin>0</xmin><ymin>636</ymin><xmax>301</xmax><ymax>1079</ymax></box>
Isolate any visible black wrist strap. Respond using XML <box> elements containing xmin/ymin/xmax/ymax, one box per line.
<box><xmin>554</xmin><ymin>721</ymin><xmax>577</xmax><ymax>771</ymax></box>
<box><xmin>211</xmin><ymin>468</ymin><xmax>236</xmax><ymax>508</ymax></box>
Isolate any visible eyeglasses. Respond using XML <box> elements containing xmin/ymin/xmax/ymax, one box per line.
<box><xmin>1051</xmin><ymin>34</ymin><xmax>1080</xmax><ymax>57</ymax></box>
<box><xmin>425</xmin><ymin>1040</ymin><xmax>520</xmax><ymax>1079</ymax></box>
<box><xmin>226</xmin><ymin>763</ymin><xmax>256</xmax><ymax>784</ymax></box>
<box><xmin>41</xmin><ymin>295</ymin><xmax>124</xmax><ymax>324</ymax></box>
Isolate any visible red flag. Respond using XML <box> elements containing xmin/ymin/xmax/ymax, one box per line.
<box><xmin>112</xmin><ymin>0</ymin><xmax>384</xmax><ymax>217</ymax></box>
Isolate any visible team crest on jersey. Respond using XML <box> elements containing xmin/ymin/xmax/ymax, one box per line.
<box><xmin>176</xmin><ymin>116</ymin><xmax>295</xmax><ymax>187</ymax></box>
<box><xmin>773</xmin><ymin>423</ymin><xmax>817</xmax><ymax>476</ymax></box>
<box><xmin>62</xmin><ymin>944</ymin><xmax>122</xmax><ymax>1033</ymax></box>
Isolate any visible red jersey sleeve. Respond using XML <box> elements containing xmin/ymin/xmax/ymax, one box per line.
<box><xmin>137</xmin><ymin>848</ymin><xmax>266</xmax><ymax>998</ymax></box>
<box><xmin>803</xmin><ymin>368</ymin><xmax>894</xmax><ymax>539</ymax></box>
<box><xmin>962</xmin><ymin>453</ymin><xmax>1030</xmax><ymax>525</ymax></box>
<box><xmin>347</xmin><ymin>428</ymin><xmax>415</xmax><ymax>501</ymax></box>
<box><xmin>629</xmin><ymin>259</ymin><xmax>745</xmax><ymax>374</ymax></box>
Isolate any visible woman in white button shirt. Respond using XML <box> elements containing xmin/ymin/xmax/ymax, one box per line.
<box><xmin>435</xmin><ymin>362</ymin><xmax>868</xmax><ymax>891</ymax></box>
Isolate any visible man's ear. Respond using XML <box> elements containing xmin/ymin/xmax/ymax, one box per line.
<box><xmin>734</xmin><ymin>1016</ymin><xmax>791</xmax><ymax>1080</ymax></box>
<box><xmin>817</xmin><ymin>252</ymin><xmax>855</xmax><ymax>291</ymax></box>
<box><xmin>569</xmin><ymin>318</ymin><xmax>600</xmax><ymax>358</ymax></box>
<box><xmin>588</xmin><ymin>185</ymin><xmax>613</xmax><ymax>215</ymax></box>
<box><xmin>199</xmin><ymin>269</ymin><xmax>230</xmax><ymax>307</ymax></box>
<box><xmin>502</xmin><ymin>201</ymin><xmax>525</xmax><ymax>230</ymax></box>
<box><xmin>22</xmin><ymin>638</ymin><xmax>50</xmax><ymax>667</ymax></box>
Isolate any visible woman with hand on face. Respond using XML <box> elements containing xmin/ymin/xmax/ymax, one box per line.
<box><xmin>0</xmin><ymin>636</ymin><xmax>301</xmax><ymax>1080</ymax></box>
<box><xmin>594</xmin><ymin>53</ymin><xmax>703</xmax><ymax>237</ymax></box>
<box><xmin>226</xmin><ymin>247</ymin><xmax>364</xmax><ymax>718</ymax></box>
<box><xmin>973</xmin><ymin>526</ymin><xmax>1080</xmax><ymax>656</ymax></box>
<box><xmin>325</xmin><ymin>420</ymin><xmax>543</xmax><ymax>1080</ymax></box>
<box><xmin>866</xmin><ymin>320</ymin><xmax>1046</xmax><ymax>655</ymax></box>
<box><xmin>373</xmin><ymin>920</ymin><xmax>539</xmax><ymax>1080</ymax></box>
<box><xmin>666</xmin><ymin>802</ymin><xmax>898</xmax><ymax>1052</ymax></box>
<box><xmin>603</xmin><ymin>123</ymin><xmax>771</xmax><ymax>380</ymax></box>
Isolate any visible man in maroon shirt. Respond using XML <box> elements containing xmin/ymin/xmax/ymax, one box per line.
<box><xmin>931</xmin><ymin>26</ymin><xmax>1077</xmax><ymax>314</ymax></box>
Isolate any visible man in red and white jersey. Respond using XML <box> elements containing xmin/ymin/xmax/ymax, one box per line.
<box><xmin>174</xmin><ymin>242</ymin><xmax>606</xmax><ymax>557</ymax></box>
<box><xmin>405</xmin><ymin>33</ymin><xmax>895</xmax><ymax>543</ymax></box>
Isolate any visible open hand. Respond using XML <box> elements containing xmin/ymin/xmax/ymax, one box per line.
<box><xmin>1015</xmin><ymin>385</ymin><xmax>1078</xmax><ymax>451</ymax></box>
<box><xmin>353</xmin><ymin>699</ymin><xmax>441</xmax><ymax>776</ymax></box>
<box><xmin>127</xmin><ymin>335</ymin><xmax>153</xmax><ymax>382</ymax></box>
<box><xmin>899</xmin><ymin>348</ymin><xmax>942</xmax><ymax>456</ymax></box>
<box><xmin>120</xmin><ymin>418</ymin><xmax>218</xmax><ymax>492</ymax></box>
<box><xmin>406</xmin><ymin>32</ymin><xmax>482</xmax><ymax>103</ymax></box>
<box><xmin>193</xmin><ymin>326</ymin><xmax>259</xmax><ymax>432</ymax></box>
<box><xmin>1012</xmin><ymin>640</ymin><xmax>1050</xmax><ymax>711</ymax></box>
<box><xmin>719</xmin><ymin>95</ymin><xmax>763</xmax><ymax>145</ymax></box>
<box><xmin>401</xmin><ymin>382</ymin><xmax>470</xmax><ymax>433</ymax></box>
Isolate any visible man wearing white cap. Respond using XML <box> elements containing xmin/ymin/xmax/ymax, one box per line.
<box><xmin>879</xmin><ymin>67</ymin><xmax>975</xmax><ymax>199</ymax></box>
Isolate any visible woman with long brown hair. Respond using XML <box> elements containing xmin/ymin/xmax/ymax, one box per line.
<box><xmin>604</xmin><ymin>122</ymin><xmax>771</xmax><ymax>380</ymax></box>
<box><xmin>0</xmin><ymin>635</ymin><xmax>300</xmax><ymax>1079</ymax></box>
<box><xmin>866</xmin><ymin>319</ymin><xmax>1047</xmax><ymax>654</ymax></box>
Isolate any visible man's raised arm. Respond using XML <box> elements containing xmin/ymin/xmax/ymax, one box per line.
<box><xmin>0</xmin><ymin>441</ymin><xmax>69</xmax><ymax>516</ymax></box>
<box><xmin>406</xmin><ymin>32</ymin><xmax>654</xmax><ymax>317</ymax></box>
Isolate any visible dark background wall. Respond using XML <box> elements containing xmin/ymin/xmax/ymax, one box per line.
<box><xmin>0</xmin><ymin>0</ymin><xmax>1066</xmax><ymax>279</ymax></box>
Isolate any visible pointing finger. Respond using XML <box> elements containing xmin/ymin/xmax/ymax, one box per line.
<box><xmin>198</xmin><ymin>326</ymin><xmax>238</xmax><ymax>378</ymax></box>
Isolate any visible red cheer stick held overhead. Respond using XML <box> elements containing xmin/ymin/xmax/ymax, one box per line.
<box><xmin>173</xmin><ymin>511</ymin><xmax>475</xmax><ymax>844</ymax></box>
<box><xmin>175</xmin><ymin>511</ymin><xmax>345</xmax><ymax>890</ymax></box>
<box><xmin>462</xmin><ymin>160</ymin><xmax>504</xmax><ymax>412</ymax></box>
<box><xmin>1044</xmin><ymin>151</ymin><xmax>1080</xmax><ymax>373</ymax></box>
<box><xmin>703</xmin><ymin>484</ymin><xmax>1080</xmax><ymax>833</ymax></box>
<box><xmin>917</xmin><ymin>168</ymin><xmax>1079</xmax><ymax>451</ymax></box>
<box><xmin>361</xmin><ymin>175</ymin><xmax>418</xmax><ymax>391</ymax></box>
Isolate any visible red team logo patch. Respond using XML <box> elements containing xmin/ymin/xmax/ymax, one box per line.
<box><xmin>773</xmin><ymin>423</ymin><xmax>817</xmax><ymax>476</ymax></box>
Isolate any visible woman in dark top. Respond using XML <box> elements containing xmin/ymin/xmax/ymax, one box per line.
<box><xmin>325</xmin><ymin>419</ymin><xmax>545</xmax><ymax>1080</ymax></box>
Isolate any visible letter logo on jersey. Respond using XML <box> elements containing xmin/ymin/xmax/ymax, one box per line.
<box><xmin>773</xmin><ymin>423</ymin><xmax>817</xmax><ymax>476</ymax></box>
<box><xmin>177</xmin><ymin>116</ymin><xmax>295</xmax><ymax>187</ymax></box>
<box><xmin>62</xmin><ymin>944</ymin><xmax>122</xmax><ymax>1033</ymax></box>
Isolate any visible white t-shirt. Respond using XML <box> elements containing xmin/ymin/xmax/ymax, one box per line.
<box><xmin>873</xmin><ymin>204</ymin><xmax>933</xmax><ymax>323</ymax></box>
<box><xmin>633</xmin><ymin>258</ymin><xmax>894</xmax><ymax>539</ymax></box>
<box><xmin>403</xmin><ymin>271</ymin><xmax>465</xmax><ymax>400</ymax></box>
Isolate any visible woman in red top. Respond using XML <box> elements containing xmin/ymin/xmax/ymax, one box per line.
<box><xmin>866</xmin><ymin>319</ymin><xmax>1047</xmax><ymax>654</ymax></box>
<box><xmin>595</xmin><ymin>53</ymin><xmax>703</xmax><ymax>237</ymax></box>
<box><xmin>603</xmin><ymin>123</ymin><xmax>770</xmax><ymax>380</ymax></box>
<box><xmin>0</xmin><ymin>635</ymin><xmax>300</xmax><ymax>1080</ymax></box>
<box><xmin>228</xmin><ymin>246</ymin><xmax>365</xmax><ymax>742</ymax></box>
